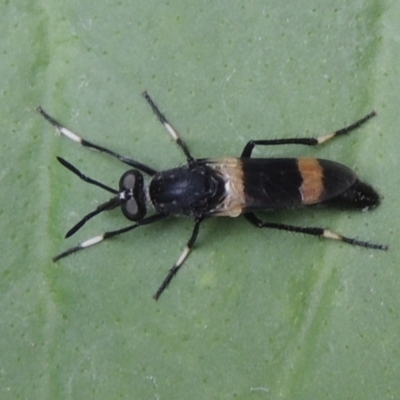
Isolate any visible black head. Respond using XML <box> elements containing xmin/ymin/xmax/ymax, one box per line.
<box><xmin>119</xmin><ymin>170</ymin><xmax>147</xmax><ymax>221</ymax></box>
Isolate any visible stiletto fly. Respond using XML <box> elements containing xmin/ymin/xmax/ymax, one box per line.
<box><xmin>37</xmin><ymin>93</ymin><xmax>387</xmax><ymax>300</ymax></box>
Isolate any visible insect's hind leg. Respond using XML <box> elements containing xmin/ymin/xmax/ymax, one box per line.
<box><xmin>244</xmin><ymin>212</ymin><xmax>387</xmax><ymax>251</ymax></box>
<box><xmin>37</xmin><ymin>106</ymin><xmax>157</xmax><ymax>176</ymax></box>
<box><xmin>241</xmin><ymin>111</ymin><xmax>376</xmax><ymax>158</ymax></box>
<box><xmin>142</xmin><ymin>91</ymin><xmax>194</xmax><ymax>163</ymax></box>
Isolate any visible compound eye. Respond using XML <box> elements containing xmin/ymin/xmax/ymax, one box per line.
<box><xmin>119</xmin><ymin>170</ymin><xmax>146</xmax><ymax>221</ymax></box>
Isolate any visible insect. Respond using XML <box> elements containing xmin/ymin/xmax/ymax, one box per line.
<box><xmin>37</xmin><ymin>92</ymin><xmax>387</xmax><ymax>300</ymax></box>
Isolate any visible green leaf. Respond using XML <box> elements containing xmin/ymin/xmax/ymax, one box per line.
<box><xmin>1</xmin><ymin>0</ymin><xmax>399</xmax><ymax>399</ymax></box>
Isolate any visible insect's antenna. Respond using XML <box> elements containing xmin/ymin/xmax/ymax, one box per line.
<box><xmin>65</xmin><ymin>197</ymin><xmax>121</xmax><ymax>238</ymax></box>
<box><xmin>57</xmin><ymin>157</ymin><xmax>118</xmax><ymax>194</ymax></box>
<box><xmin>54</xmin><ymin>157</ymin><xmax>122</xmax><ymax>237</ymax></box>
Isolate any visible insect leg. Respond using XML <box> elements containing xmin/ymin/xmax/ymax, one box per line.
<box><xmin>53</xmin><ymin>213</ymin><xmax>168</xmax><ymax>262</ymax></box>
<box><xmin>241</xmin><ymin>111</ymin><xmax>376</xmax><ymax>157</ymax></box>
<box><xmin>142</xmin><ymin>91</ymin><xmax>194</xmax><ymax>163</ymax></box>
<box><xmin>153</xmin><ymin>217</ymin><xmax>204</xmax><ymax>300</ymax></box>
<box><xmin>37</xmin><ymin>106</ymin><xmax>157</xmax><ymax>176</ymax></box>
<box><xmin>244</xmin><ymin>212</ymin><xmax>387</xmax><ymax>251</ymax></box>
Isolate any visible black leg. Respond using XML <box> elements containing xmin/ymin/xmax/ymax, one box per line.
<box><xmin>241</xmin><ymin>111</ymin><xmax>376</xmax><ymax>157</ymax></box>
<box><xmin>244</xmin><ymin>212</ymin><xmax>387</xmax><ymax>251</ymax></box>
<box><xmin>37</xmin><ymin>106</ymin><xmax>157</xmax><ymax>176</ymax></box>
<box><xmin>153</xmin><ymin>217</ymin><xmax>204</xmax><ymax>300</ymax></box>
<box><xmin>53</xmin><ymin>213</ymin><xmax>168</xmax><ymax>261</ymax></box>
<box><xmin>142</xmin><ymin>91</ymin><xmax>195</xmax><ymax>163</ymax></box>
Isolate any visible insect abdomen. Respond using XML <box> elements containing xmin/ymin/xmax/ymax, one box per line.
<box><xmin>323</xmin><ymin>179</ymin><xmax>380</xmax><ymax>210</ymax></box>
<box><xmin>241</xmin><ymin>158</ymin><xmax>368</xmax><ymax>212</ymax></box>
